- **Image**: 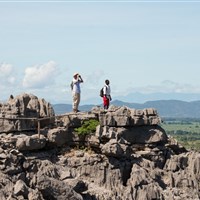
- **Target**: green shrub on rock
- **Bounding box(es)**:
[75,119,99,136]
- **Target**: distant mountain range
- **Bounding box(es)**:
[115,92,200,104]
[53,99,200,118]
[80,92,200,105]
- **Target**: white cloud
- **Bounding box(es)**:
[126,80,200,94]
[0,62,13,76]
[0,62,16,86]
[23,61,58,89]
[160,80,200,93]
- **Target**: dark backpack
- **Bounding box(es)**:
[100,87,104,97]
[100,86,107,97]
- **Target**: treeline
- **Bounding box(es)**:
[162,117,200,124]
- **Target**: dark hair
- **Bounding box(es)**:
[105,79,110,85]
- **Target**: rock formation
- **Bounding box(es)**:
[0,94,199,200]
[0,93,55,133]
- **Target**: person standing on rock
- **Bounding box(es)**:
[103,79,112,110]
[71,72,83,113]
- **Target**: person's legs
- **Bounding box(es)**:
[73,93,78,112]
[76,93,80,111]
[103,96,109,109]
[107,99,110,109]
[73,93,80,112]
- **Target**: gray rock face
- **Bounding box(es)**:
[0,95,199,200]
[0,93,55,133]
[98,106,161,127]
[16,134,47,151]
[47,127,69,147]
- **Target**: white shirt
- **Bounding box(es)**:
[72,78,82,93]
[103,85,111,96]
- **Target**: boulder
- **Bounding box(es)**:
[47,127,69,147]
[16,134,47,151]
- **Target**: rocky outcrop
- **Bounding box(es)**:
[0,93,55,133]
[0,94,199,200]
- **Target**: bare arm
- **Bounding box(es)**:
[78,75,83,83]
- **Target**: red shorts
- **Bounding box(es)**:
[103,96,109,108]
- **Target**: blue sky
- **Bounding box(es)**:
[1,1,200,105]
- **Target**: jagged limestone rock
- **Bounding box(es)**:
[16,134,47,151]
[47,127,68,147]
[0,93,55,132]
[1,95,200,200]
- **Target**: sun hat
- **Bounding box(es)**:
[73,72,79,77]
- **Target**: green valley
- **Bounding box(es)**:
[161,118,200,151]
